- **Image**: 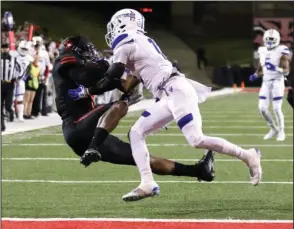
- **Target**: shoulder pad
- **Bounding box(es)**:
[258,46,266,54]
[278,45,290,56]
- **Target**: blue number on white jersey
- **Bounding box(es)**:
[147,37,167,60]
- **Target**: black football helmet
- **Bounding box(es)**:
[59,36,101,63]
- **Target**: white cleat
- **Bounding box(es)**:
[244,148,262,186]
[263,128,278,140]
[122,182,160,202]
[276,131,286,141]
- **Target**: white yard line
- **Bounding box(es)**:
[120,119,293,123]
[2,179,292,185]
[3,143,293,147]
[116,125,293,129]
[39,133,293,137]
[2,158,293,162]
[1,218,292,223]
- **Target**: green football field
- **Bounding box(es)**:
[2,92,293,220]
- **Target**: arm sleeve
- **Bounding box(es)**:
[87,62,125,95]
[112,44,132,64]
[280,46,291,56]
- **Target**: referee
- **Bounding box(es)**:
[1,42,22,132]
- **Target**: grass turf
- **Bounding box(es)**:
[2,92,293,219]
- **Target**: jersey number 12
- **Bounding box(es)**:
[147,38,167,60]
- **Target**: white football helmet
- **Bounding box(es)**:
[17,40,30,56]
[32,36,43,46]
[105,8,145,48]
[263,29,280,49]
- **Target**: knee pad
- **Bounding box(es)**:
[129,125,143,139]
[272,101,283,111]
[184,130,204,148]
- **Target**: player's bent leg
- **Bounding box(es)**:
[259,82,278,139]
[63,103,113,166]
[180,120,262,185]
[100,135,215,181]
[81,101,128,167]
[168,81,261,186]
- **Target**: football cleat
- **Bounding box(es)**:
[80,148,101,167]
[197,150,215,182]
[244,148,262,186]
[122,182,160,202]
[276,131,285,141]
[263,128,278,140]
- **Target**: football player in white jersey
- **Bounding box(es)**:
[249,29,290,141]
[102,9,262,202]
[15,40,33,121]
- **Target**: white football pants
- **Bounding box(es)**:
[258,78,285,131]
[129,76,249,184]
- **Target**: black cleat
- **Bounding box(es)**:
[80,148,101,167]
[197,150,215,182]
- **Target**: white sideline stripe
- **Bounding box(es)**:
[2,179,293,185]
[1,217,293,223]
[2,158,293,162]
[120,119,293,123]
[1,89,242,136]
[117,125,293,129]
[3,143,293,147]
[43,133,294,137]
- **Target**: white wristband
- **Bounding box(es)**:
[276,67,284,73]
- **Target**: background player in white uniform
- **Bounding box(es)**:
[249,29,290,141]
[104,9,262,202]
[15,40,33,121]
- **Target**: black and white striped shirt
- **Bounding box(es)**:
[1,52,22,82]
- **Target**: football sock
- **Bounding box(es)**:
[260,109,277,130]
[273,101,284,132]
[129,129,154,184]
[173,162,200,177]
[17,103,24,121]
[88,127,109,150]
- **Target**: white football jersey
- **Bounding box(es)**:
[112,32,173,96]
[258,45,291,81]
[38,49,51,77]
[16,54,34,79]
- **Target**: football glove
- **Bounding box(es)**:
[68,85,89,101]
[249,73,258,81]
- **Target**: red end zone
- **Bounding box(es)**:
[2,219,293,229]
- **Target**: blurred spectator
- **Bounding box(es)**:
[31,38,51,117]
[196,47,208,69]
[23,54,41,119]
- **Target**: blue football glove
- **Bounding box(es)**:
[68,85,89,101]
[249,73,258,81]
